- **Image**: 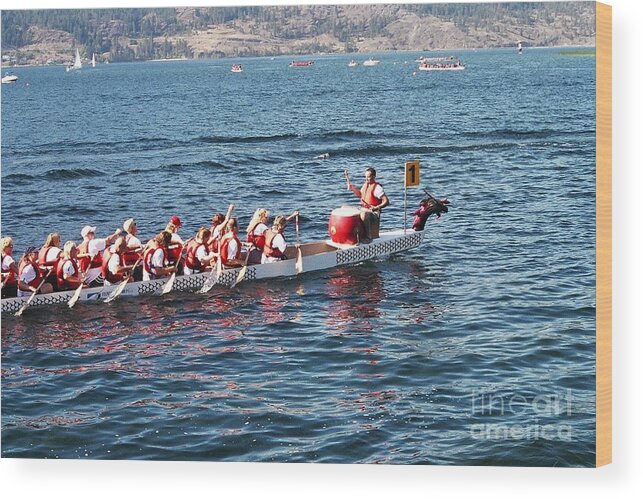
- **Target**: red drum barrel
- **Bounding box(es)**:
[328,206,365,245]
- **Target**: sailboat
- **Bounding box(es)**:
[91,53,96,68]
[518,41,523,55]
[66,48,82,72]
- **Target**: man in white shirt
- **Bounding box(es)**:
[79,225,122,284]
[345,167,390,242]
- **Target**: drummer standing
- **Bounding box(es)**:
[344,167,389,242]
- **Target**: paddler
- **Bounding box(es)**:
[102,237,134,285]
[143,231,176,281]
[78,225,122,285]
[38,232,63,291]
[56,241,85,291]
[17,246,53,297]
[218,219,245,268]
[184,227,216,275]
[344,167,389,243]
[261,212,299,264]
[208,204,235,254]
[1,236,19,298]
[246,208,270,264]
[164,215,184,267]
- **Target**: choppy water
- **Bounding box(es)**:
[1,48,596,465]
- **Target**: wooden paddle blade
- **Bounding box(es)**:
[232,266,247,288]
[161,272,176,295]
[68,284,84,308]
[14,301,30,316]
[295,246,303,274]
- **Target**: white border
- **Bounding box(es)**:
[2,0,641,497]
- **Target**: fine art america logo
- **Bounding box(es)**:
[469,389,573,441]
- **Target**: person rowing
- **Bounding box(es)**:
[55,241,85,291]
[165,215,184,269]
[1,236,19,298]
[101,237,135,285]
[246,208,270,265]
[184,227,217,275]
[77,225,122,285]
[219,219,245,268]
[262,212,300,264]
[344,167,389,242]
[38,232,63,291]
[17,246,53,297]
[121,218,143,280]
[208,204,235,254]
[143,231,176,281]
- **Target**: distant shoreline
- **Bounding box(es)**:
[2,44,596,69]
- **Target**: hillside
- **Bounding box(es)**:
[1,3,596,66]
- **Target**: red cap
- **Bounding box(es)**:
[169,215,182,227]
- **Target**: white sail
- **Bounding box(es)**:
[91,53,96,67]
[73,48,82,70]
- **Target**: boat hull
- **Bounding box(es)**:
[1,229,424,314]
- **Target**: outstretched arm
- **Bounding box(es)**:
[344,170,362,198]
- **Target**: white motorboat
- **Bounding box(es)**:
[348,60,359,67]
[1,73,18,83]
[363,58,380,66]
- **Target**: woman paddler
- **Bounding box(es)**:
[261,212,300,264]
[38,232,63,291]
[184,227,216,275]
[164,216,184,268]
[101,237,134,285]
[208,204,235,255]
[17,246,53,297]
[56,241,85,291]
[246,208,270,265]
[219,219,245,268]
[143,231,176,281]
[1,236,19,298]
[77,225,122,285]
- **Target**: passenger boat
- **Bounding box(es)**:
[289,60,314,67]
[1,228,425,315]
[418,58,465,71]
[231,64,243,73]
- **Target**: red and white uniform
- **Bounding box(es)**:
[78,238,108,283]
[262,230,287,264]
[56,258,79,291]
[2,254,16,285]
[17,260,43,297]
[360,182,385,209]
[247,222,269,250]
[184,241,210,275]
[143,245,168,281]
[38,246,62,268]
[219,233,241,267]
[101,248,125,284]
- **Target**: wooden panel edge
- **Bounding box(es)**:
[595,1,612,468]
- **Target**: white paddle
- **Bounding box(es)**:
[295,214,303,274]
[231,248,252,288]
[15,269,53,316]
[67,271,86,308]
[104,247,148,303]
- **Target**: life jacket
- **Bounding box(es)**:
[18,259,43,289]
[185,240,208,271]
[247,222,267,250]
[77,240,103,273]
[2,254,17,285]
[219,233,241,266]
[361,181,383,208]
[166,243,182,265]
[56,258,79,290]
[38,246,60,268]
[122,234,142,265]
[101,248,125,284]
[143,244,167,277]
[263,230,285,259]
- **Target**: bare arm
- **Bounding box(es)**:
[344,169,362,198]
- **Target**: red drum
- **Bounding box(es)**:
[328,206,365,245]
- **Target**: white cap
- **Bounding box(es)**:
[81,225,97,238]
[123,218,135,232]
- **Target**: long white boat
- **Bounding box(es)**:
[1,229,425,315]
[1,73,18,83]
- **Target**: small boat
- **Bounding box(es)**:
[348,59,358,68]
[66,48,82,72]
[231,64,243,73]
[289,60,314,67]
[518,42,523,55]
[1,73,18,84]
[91,53,96,67]
[418,58,465,71]
[363,58,380,66]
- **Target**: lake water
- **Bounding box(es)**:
[1,49,596,465]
